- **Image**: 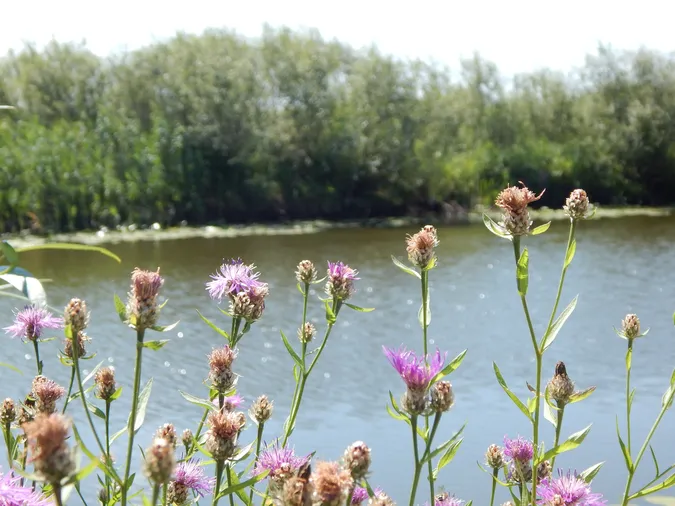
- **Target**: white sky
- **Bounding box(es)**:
[1,0,673,76]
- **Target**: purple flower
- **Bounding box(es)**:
[172,460,215,498]
[429,492,464,506]
[325,261,359,300]
[252,441,309,477]
[0,468,50,506]
[352,487,384,505]
[503,435,534,463]
[383,346,446,391]
[538,470,606,505]
[4,305,64,342]
[213,394,244,411]
[206,259,263,301]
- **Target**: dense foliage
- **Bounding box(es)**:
[1,27,675,233]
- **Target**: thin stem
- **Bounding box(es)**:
[489,468,498,506]
[248,422,265,505]
[550,406,565,470]
[420,271,435,504]
[3,423,12,469]
[32,340,41,375]
[226,464,235,506]
[121,328,146,506]
[163,484,168,506]
[212,461,224,506]
[105,400,112,503]
[626,339,633,456]
[54,484,64,506]
[409,416,422,506]
[544,220,577,335]
[151,484,160,506]
[61,368,76,414]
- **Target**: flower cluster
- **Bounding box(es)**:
[325,261,359,301]
[206,258,269,321]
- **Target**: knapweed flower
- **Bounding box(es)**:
[281,464,313,506]
[4,305,63,342]
[23,413,75,483]
[253,442,309,491]
[538,470,606,505]
[94,367,117,401]
[298,322,317,343]
[430,381,454,413]
[406,225,439,270]
[343,441,371,480]
[143,437,176,486]
[64,298,89,335]
[31,376,65,414]
[181,429,193,450]
[351,487,384,505]
[495,182,544,236]
[538,460,552,482]
[563,189,592,221]
[0,468,51,506]
[249,394,274,424]
[620,313,641,339]
[64,330,89,359]
[547,361,575,406]
[230,283,269,322]
[205,410,245,461]
[206,258,263,301]
[0,399,15,426]
[383,347,445,392]
[126,268,164,329]
[310,460,354,506]
[325,261,359,301]
[503,435,534,463]
[208,345,237,393]
[485,444,504,469]
[296,260,318,284]
[154,423,177,448]
[167,459,215,504]
[432,492,464,506]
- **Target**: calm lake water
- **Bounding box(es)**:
[2,215,675,505]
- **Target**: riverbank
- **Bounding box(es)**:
[2,206,672,248]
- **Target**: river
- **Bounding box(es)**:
[1,215,674,505]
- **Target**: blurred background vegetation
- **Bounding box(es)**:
[1,26,674,233]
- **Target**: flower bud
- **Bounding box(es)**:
[143,437,176,485]
[126,268,164,329]
[64,298,89,335]
[485,444,504,469]
[325,261,359,301]
[406,225,439,270]
[495,182,544,236]
[249,395,273,424]
[206,411,245,461]
[181,429,193,449]
[31,376,65,414]
[547,361,575,407]
[23,413,75,484]
[311,460,354,506]
[298,322,316,344]
[64,331,89,359]
[343,441,371,480]
[98,487,109,505]
[296,260,318,284]
[621,314,640,339]
[430,381,454,413]
[563,189,591,220]
[537,460,552,482]
[0,398,16,425]
[95,367,117,401]
[208,346,237,393]
[401,389,427,416]
[155,423,177,448]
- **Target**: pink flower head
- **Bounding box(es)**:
[503,435,534,463]
[252,441,309,478]
[383,346,446,391]
[173,460,215,498]
[0,468,51,505]
[352,487,384,505]
[538,470,606,505]
[213,394,244,411]
[206,258,263,301]
[325,261,359,300]
[4,305,64,342]
[430,493,464,506]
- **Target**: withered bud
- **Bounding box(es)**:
[127,268,164,329]
[181,429,193,449]
[64,330,89,359]
[538,460,552,482]
[31,376,66,414]
[229,285,269,322]
[310,460,354,506]
[401,389,427,416]
[208,346,237,393]
[23,413,75,483]
[298,322,316,344]
[296,260,318,284]
[563,189,591,220]
[429,381,454,413]
[154,423,177,448]
[622,314,640,339]
[282,473,313,506]
[98,487,109,505]
[495,182,544,236]
[64,298,89,335]
[0,398,16,426]
[18,405,35,425]
[167,481,189,505]
[485,444,504,469]
[94,367,117,401]
[343,441,371,480]
[143,437,176,485]
[368,491,396,506]
[406,225,439,270]
[547,361,575,406]
[249,395,273,424]
[206,410,245,461]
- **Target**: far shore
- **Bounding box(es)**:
[2,206,672,248]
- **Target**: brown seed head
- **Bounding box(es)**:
[406,225,439,269]
[563,189,591,220]
[143,436,176,485]
[168,481,189,505]
[485,444,504,469]
[538,460,552,482]
[0,398,16,425]
[298,322,317,344]
[249,395,274,424]
[23,413,74,483]
[64,298,89,335]
[495,182,545,236]
[430,381,454,413]
[296,260,318,284]
[155,423,177,448]
[343,441,371,480]
[622,314,641,339]
[181,429,193,449]
[401,389,427,416]
[310,460,353,506]
[547,361,575,406]
[31,376,65,414]
[64,330,89,359]
[206,410,245,461]
[95,367,117,401]
[127,268,164,329]
[208,346,237,393]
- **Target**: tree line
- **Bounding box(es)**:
[1,26,674,233]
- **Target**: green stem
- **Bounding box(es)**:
[248,422,265,505]
[32,340,41,375]
[626,339,633,456]
[163,484,168,506]
[226,464,235,506]
[54,484,64,506]
[489,468,498,506]
[544,220,577,336]
[420,271,435,504]
[550,405,565,470]
[61,368,76,414]
[151,484,160,506]
[105,400,112,503]
[2,423,12,469]
[121,328,146,506]
[409,416,422,506]
[212,461,224,506]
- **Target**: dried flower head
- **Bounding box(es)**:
[281,462,313,506]
[495,182,544,236]
[4,305,64,342]
[325,261,359,301]
[485,444,504,469]
[94,367,117,401]
[206,259,264,301]
[383,346,445,393]
[143,437,176,485]
[0,468,51,506]
[167,459,215,504]
[229,283,269,322]
[31,376,65,414]
[253,442,309,491]
[64,298,89,335]
[126,268,164,329]
[563,189,592,221]
[249,395,274,424]
[343,441,371,480]
[208,346,237,393]
[181,429,193,450]
[547,361,575,406]
[0,399,16,425]
[310,460,354,506]
[368,491,395,506]
[205,410,245,461]
[155,423,177,448]
[433,492,464,506]
[621,314,640,340]
[538,470,606,505]
[298,322,317,344]
[23,413,74,483]
[64,330,89,359]
[296,260,318,284]
[406,225,439,270]
[430,381,454,413]
[503,435,534,464]
[538,460,552,482]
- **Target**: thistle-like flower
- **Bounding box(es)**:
[485,444,504,469]
[213,394,244,412]
[252,442,309,491]
[325,261,359,301]
[167,459,215,504]
[503,435,534,463]
[230,283,269,322]
[298,322,317,344]
[383,347,445,392]
[310,460,354,506]
[368,491,395,506]
[563,189,592,221]
[620,314,641,340]
[94,367,117,401]
[205,410,245,461]
[64,330,89,359]
[296,260,318,284]
[181,429,193,450]
[343,441,371,480]
[154,423,178,448]
[249,395,274,424]
[537,470,606,505]
[64,298,89,335]
[206,258,263,301]
[547,361,575,407]
[406,225,439,270]
[432,492,464,506]
[4,305,63,342]
[0,468,51,506]
[208,345,237,393]
[495,182,544,236]
[126,268,164,329]
[143,437,176,486]
[1,399,16,426]
[23,413,75,483]
[430,381,454,413]
[31,376,65,414]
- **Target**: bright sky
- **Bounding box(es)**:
[2,0,673,76]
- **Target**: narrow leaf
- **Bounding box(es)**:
[149,321,179,333]
[325,301,337,325]
[540,424,592,463]
[531,222,551,235]
[649,446,660,478]
[142,339,170,351]
[541,295,578,351]
[516,248,529,296]
[580,462,604,483]
[493,362,532,422]
[113,294,127,323]
[628,473,675,499]
[130,378,153,433]
[0,241,19,267]
[417,292,431,328]
[179,391,215,412]
[482,214,510,239]
[280,331,303,370]
[432,438,463,479]
[391,255,421,279]
[544,402,558,428]
[431,349,467,383]
[344,303,375,312]
[616,417,633,472]
[568,386,596,405]
[196,310,230,341]
[564,239,577,268]
[0,362,22,374]
[16,243,121,263]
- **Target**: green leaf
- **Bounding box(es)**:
[540,424,592,462]
[87,402,106,420]
[344,303,375,312]
[629,473,675,499]
[482,213,510,239]
[493,362,532,422]
[149,321,179,333]
[15,243,121,263]
[391,255,421,279]
[531,222,551,235]
[649,446,660,477]
[662,383,674,410]
[130,378,153,433]
[110,426,126,443]
[225,466,253,506]
[196,310,230,341]
[72,424,120,483]
[324,300,337,325]
[541,295,578,351]
[179,391,215,412]
[143,339,170,351]
[431,349,467,383]
[216,470,269,499]
[0,362,22,374]
[418,292,431,329]
[564,239,577,268]
[568,386,596,405]
[544,401,557,428]
[83,361,105,385]
[420,423,466,464]
[580,462,604,483]
[0,267,47,306]
[110,386,123,401]
[432,437,463,479]
[527,396,537,415]
[0,241,19,267]
[113,294,127,323]
[516,248,529,296]
[280,331,303,370]
[616,417,633,472]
